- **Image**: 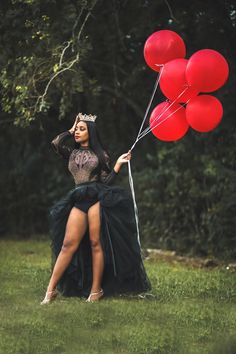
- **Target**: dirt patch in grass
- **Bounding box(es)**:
[143,248,236,271]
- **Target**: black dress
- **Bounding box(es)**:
[48,131,152,298]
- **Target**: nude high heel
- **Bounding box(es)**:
[40,289,58,305]
[86,288,104,302]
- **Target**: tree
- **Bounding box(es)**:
[0,0,235,259]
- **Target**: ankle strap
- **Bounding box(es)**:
[90,289,103,295]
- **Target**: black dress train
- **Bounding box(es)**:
[48,131,152,298]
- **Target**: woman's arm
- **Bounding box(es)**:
[113,161,122,173]
[51,116,79,159]
[51,131,74,159]
[100,152,119,185]
[100,150,131,185]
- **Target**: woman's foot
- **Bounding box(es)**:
[86,288,104,302]
[40,289,58,305]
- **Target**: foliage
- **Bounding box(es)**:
[0,0,235,258]
[135,131,236,258]
[0,0,96,126]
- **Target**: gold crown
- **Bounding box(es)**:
[78,113,97,122]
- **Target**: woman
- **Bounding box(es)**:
[41,113,151,304]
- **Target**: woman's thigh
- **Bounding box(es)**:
[87,201,101,242]
[63,207,88,248]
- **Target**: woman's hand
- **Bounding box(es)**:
[117,150,132,165]
[68,115,79,134]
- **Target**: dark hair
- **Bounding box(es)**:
[73,120,111,180]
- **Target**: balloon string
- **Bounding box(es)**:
[129,66,164,151]
[126,84,190,252]
[137,101,169,139]
[127,159,141,247]
[126,67,163,252]
[137,86,189,141]
[139,95,191,140]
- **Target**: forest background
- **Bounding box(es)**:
[0,0,235,260]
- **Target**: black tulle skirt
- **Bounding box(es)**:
[48,181,152,298]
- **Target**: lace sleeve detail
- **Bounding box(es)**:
[51,131,73,160]
[100,151,118,185]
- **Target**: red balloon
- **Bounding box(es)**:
[160,58,199,103]
[186,95,223,132]
[186,49,229,92]
[144,30,186,72]
[149,102,189,141]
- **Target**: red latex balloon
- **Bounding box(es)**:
[149,102,189,141]
[186,49,229,92]
[186,95,223,132]
[144,30,186,72]
[160,58,199,103]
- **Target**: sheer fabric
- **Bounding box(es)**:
[51,131,118,185]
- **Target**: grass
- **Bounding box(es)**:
[0,239,235,354]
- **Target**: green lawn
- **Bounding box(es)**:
[0,239,235,354]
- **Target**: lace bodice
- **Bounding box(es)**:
[51,131,118,186]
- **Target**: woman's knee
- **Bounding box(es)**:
[90,238,102,250]
[61,239,78,253]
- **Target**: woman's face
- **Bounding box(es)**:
[74,121,89,144]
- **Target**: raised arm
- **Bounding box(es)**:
[51,131,73,160]
[51,116,79,159]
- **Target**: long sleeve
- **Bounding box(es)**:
[51,131,73,160]
[100,151,118,185]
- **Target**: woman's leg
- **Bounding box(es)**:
[87,201,104,300]
[46,206,88,292]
